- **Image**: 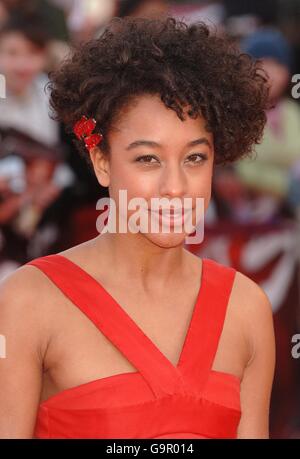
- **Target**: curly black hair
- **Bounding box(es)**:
[48,16,269,166]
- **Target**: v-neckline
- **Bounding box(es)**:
[54,253,206,375]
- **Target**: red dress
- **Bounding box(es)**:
[26,254,241,439]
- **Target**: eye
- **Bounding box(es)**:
[135,155,159,164]
[185,153,208,164]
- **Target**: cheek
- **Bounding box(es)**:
[20,57,43,76]
[109,162,157,200]
[192,163,213,192]
[0,55,13,73]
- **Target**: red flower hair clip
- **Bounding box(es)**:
[73,116,103,152]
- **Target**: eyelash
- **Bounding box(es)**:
[135,153,208,164]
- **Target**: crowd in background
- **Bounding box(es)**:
[0,0,300,439]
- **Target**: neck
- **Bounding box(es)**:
[93,231,189,291]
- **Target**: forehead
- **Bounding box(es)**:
[0,31,42,52]
[114,94,211,142]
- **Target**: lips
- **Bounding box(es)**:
[149,208,184,217]
[148,208,191,227]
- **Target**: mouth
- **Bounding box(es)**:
[147,207,194,229]
[151,208,183,216]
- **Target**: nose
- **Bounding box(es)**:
[159,161,188,199]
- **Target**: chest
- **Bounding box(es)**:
[41,281,197,399]
[40,273,245,404]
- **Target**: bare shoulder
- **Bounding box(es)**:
[0,237,100,332]
[0,263,57,362]
[232,270,274,330]
[0,264,58,438]
[0,236,101,315]
[232,269,273,313]
[1,263,41,305]
[231,270,275,364]
[0,239,92,323]
[231,271,276,438]
[0,261,53,306]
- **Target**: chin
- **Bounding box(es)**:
[141,231,188,249]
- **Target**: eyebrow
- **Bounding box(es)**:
[125,137,212,150]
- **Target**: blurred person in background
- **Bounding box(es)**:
[0,0,70,67]
[0,0,69,41]
[235,29,300,223]
[214,28,300,224]
[0,13,59,145]
[0,131,68,269]
[0,13,74,276]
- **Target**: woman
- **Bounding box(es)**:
[0,17,275,439]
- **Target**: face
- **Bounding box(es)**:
[0,32,47,94]
[261,58,290,103]
[25,158,55,188]
[91,94,214,248]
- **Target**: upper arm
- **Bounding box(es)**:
[236,273,276,439]
[0,268,48,438]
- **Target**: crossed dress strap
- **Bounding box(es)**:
[177,257,237,391]
[27,254,187,398]
[26,254,237,399]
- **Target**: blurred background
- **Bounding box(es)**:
[0,0,300,439]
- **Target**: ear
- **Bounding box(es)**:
[88,147,110,187]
